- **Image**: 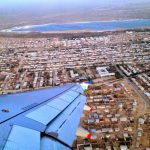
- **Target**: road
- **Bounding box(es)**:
[114,65,150,106]
[114,65,150,150]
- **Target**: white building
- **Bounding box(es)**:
[96,66,115,77]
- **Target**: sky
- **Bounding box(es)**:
[0,0,149,11]
[1,0,147,8]
[1,0,150,11]
[1,0,89,7]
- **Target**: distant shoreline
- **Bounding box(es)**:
[0,19,144,31]
[1,19,150,33]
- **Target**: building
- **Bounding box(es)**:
[96,67,115,77]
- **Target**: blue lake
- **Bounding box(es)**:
[8,19,150,32]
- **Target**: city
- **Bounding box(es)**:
[0,30,149,93]
[0,29,150,149]
[0,0,150,149]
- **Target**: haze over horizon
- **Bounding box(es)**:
[1,0,150,10]
[0,0,150,29]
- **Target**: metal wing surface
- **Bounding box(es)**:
[0,84,86,150]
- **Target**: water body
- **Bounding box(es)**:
[4,19,150,32]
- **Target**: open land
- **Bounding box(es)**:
[0,0,150,30]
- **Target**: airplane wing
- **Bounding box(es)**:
[0,83,86,150]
